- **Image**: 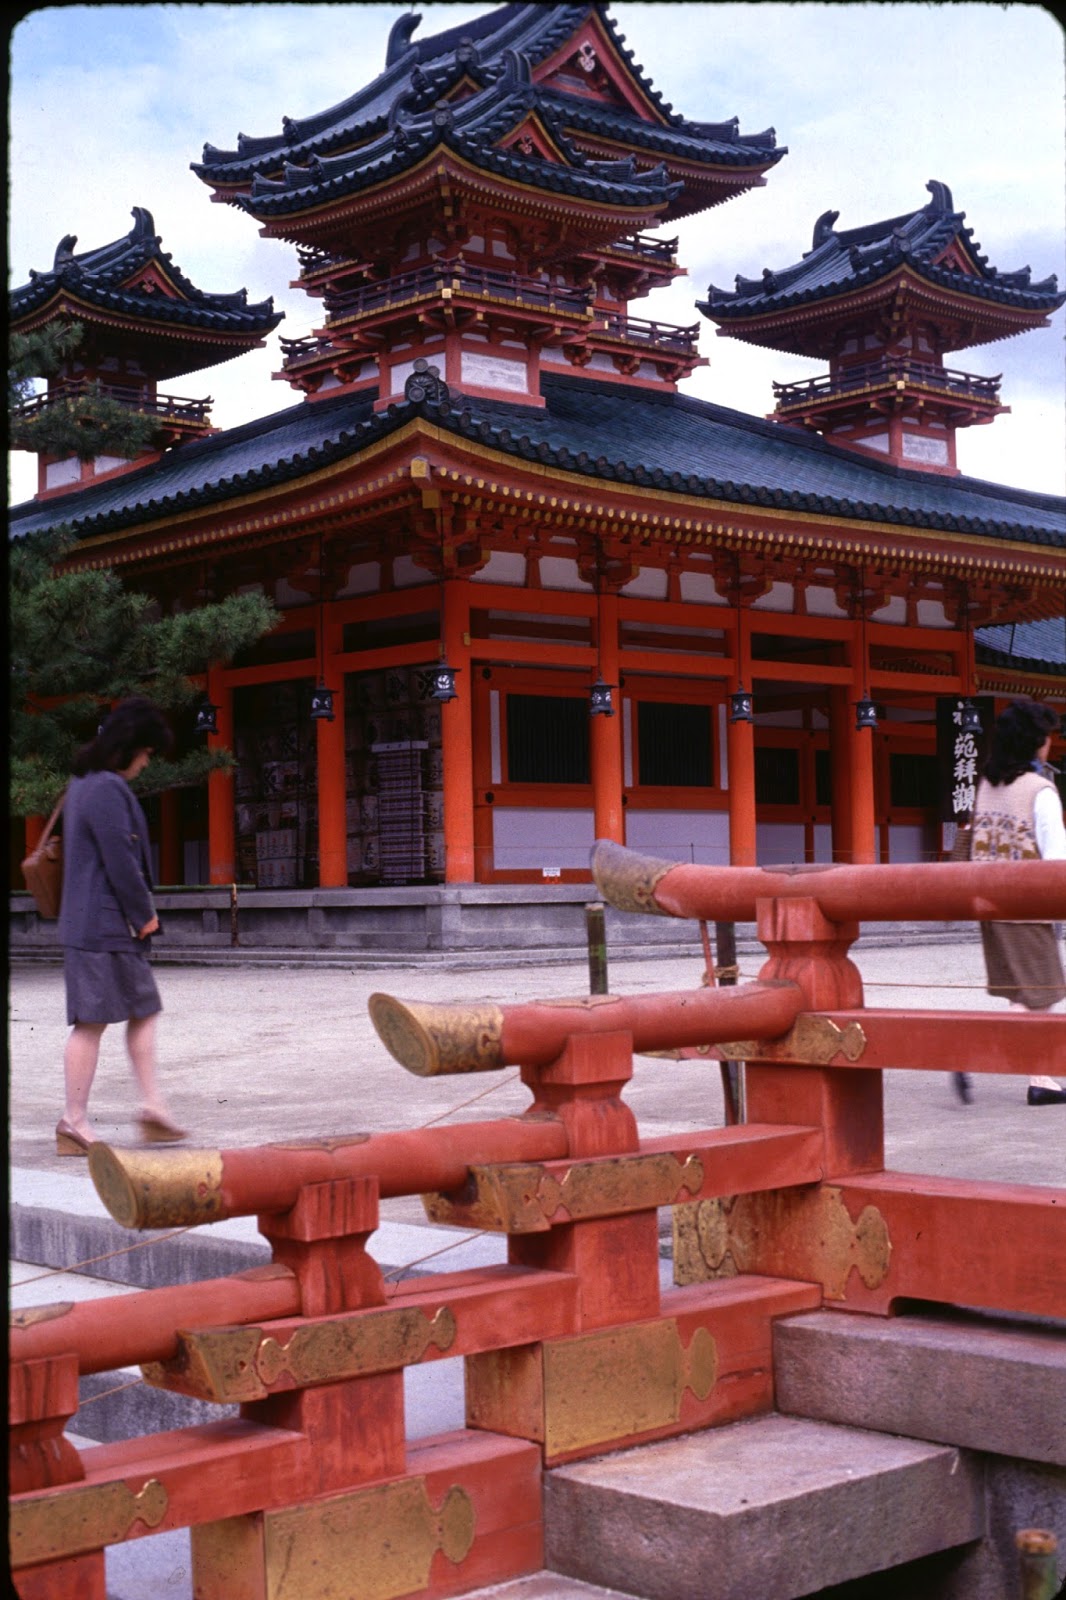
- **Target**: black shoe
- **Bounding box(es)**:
[953,1072,973,1105]
[1027,1085,1066,1106]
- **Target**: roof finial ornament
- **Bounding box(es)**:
[925,179,953,214]
[53,234,78,271]
[386,11,422,67]
[811,209,839,250]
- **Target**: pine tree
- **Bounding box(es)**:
[9,323,160,461]
[10,526,277,816]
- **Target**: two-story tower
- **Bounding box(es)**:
[10,206,282,497]
[699,181,1065,475]
[192,4,783,410]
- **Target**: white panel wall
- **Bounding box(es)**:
[492,807,594,872]
[887,823,937,863]
[756,823,806,865]
[624,809,730,866]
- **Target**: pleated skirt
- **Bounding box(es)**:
[64,948,162,1026]
[980,922,1066,1011]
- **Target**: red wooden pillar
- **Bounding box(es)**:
[848,639,877,865]
[727,604,757,866]
[158,789,181,885]
[207,667,236,885]
[442,576,475,883]
[591,592,624,843]
[829,686,853,863]
[316,602,347,888]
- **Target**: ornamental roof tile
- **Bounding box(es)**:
[10,206,282,340]
[701,180,1064,321]
[9,374,1064,555]
[193,2,780,217]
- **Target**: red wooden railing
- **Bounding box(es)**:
[10,843,1066,1599]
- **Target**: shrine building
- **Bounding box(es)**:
[10,2,1066,920]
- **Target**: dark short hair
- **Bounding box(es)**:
[73,696,175,776]
[983,698,1058,786]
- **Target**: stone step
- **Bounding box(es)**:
[543,1414,983,1600]
[774,1308,1066,1468]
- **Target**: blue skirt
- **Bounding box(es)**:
[64,948,162,1026]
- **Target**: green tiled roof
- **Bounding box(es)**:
[10,207,281,351]
[9,373,1063,551]
[193,2,781,222]
[701,180,1063,328]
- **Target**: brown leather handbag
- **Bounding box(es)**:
[21,791,66,919]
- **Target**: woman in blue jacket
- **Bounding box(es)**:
[55,698,187,1153]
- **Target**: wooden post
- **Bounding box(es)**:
[442,575,475,883]
[727,603,757,865]
[586,901,608,994]
[315,601,347,888]
[206,669,236,885]
[848,635,877,865]
[590,591,624,843]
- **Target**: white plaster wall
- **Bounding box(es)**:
[756,823,806,865]
[887,823,937,863]
[813,823,833,863]
[492,807,594,871]
[624,809,730,866]
[471,551,526,585]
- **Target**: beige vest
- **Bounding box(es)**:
[971,770,1056,862]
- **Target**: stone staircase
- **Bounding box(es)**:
[469,1308,1066,1600]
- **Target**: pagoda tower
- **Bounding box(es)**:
[10,206,282,497]
[699,180,1065,475]
[191,3,783,410]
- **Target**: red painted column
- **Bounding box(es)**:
[848,637,877,865]
[591,591,624,843]
[206,667,236,885]
[158,789,181,885]
[316,603,347,888]
[442,576,475,883]
[727,604,757,866]
[829,686,853,863]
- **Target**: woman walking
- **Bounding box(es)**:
[956,699,1066,1107]
[55,697,187,1153]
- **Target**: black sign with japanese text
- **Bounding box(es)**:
[936,696,994,823]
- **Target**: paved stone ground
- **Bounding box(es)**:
[9,934,1066,1198]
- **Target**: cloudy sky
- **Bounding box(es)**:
[9,2,1065,505]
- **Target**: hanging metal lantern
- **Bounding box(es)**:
[429,660,459,703]
[589,678,615,717]
[959,698,982,735]
[729,686,753,723]
[855,697,879,730]
[194,700,219,737]
[309,684,336,721]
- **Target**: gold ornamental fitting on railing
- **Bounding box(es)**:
[89,1145,226,1231]
[591,840,1066,926]
[368,996,505,1077]
[370,982,805,1076]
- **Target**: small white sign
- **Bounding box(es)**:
[542,866,562,880]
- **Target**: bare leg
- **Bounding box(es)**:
[125,1014,168,1118]
[63,1023,106,1139]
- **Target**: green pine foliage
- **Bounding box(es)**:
[10,528,277,816]
[9,324,158,461]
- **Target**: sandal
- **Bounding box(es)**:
[55,1119,93,1157]
[138,1112,187,1144]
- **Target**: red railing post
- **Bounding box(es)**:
[744,896,884,1176]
